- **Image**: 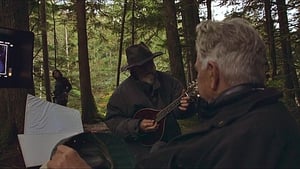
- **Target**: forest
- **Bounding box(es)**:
[0,0,300,168]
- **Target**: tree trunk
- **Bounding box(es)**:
[206,0,212,20]
[181,0,200,83]
[276,0,300,106]
[75,0,99,123]
[131,0,135,45]
[117,0,128,87]
[264,0,277,78]
[163,0,187,87]
[0,0,32,167]
[40,0,52,102]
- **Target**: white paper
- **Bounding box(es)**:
[18,132,81,167]
[24,94,83,134]
[18,94,84,168]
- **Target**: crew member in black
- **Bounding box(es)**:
[52,69,72,106]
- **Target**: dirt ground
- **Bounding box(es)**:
[0,122,110,169]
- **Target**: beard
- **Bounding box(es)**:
[140,72,156,85]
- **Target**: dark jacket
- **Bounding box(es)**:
[136,84,300,169]
[54,77,72,96]
[53,76,72,105]
[105,71,195,159]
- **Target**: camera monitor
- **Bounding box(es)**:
[0,27,34,88]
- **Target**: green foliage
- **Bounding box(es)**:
[30,0,171,116]
[29,0,300,124]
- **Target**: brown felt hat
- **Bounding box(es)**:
[121,42,163,71]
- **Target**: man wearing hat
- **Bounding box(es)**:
[104,42,196,161]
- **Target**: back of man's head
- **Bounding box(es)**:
[195,18,267,86]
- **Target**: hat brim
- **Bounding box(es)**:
[121,52,163,72]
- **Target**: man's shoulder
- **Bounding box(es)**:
[118,77,134,87]
[112,77,135,93]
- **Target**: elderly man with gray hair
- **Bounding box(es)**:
[46,18,300,169]
[136,17,300,168]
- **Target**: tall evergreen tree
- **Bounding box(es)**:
[276,0,300,106]
[75,0,99,123]
[181,0,200,83]
[0,0,33,167]
[40,0,52,102]
[264,0,277,78]
[163,0,187,87]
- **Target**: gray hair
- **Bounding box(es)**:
[195,18,267,86]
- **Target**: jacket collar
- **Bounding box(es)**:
[170,84,282,143]
[198,83,265,118]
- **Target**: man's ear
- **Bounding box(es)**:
[207,61,219,90]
